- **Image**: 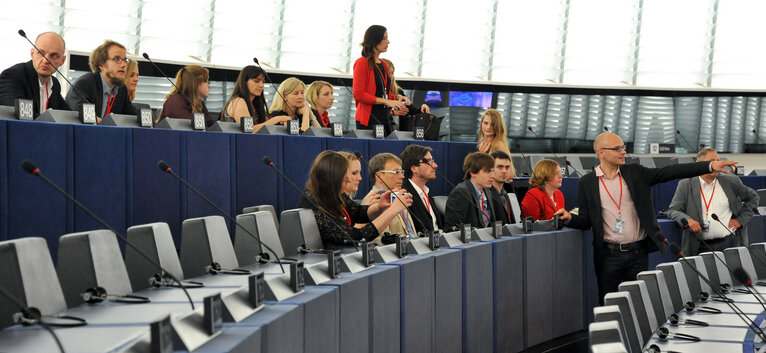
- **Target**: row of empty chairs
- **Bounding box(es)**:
[0,204,324,330]
[588,243,766,352]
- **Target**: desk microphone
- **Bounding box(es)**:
[514,144,532,177]
[681,218,766,311]
[157,160,284,273]
[675,130,696,152]
[565,161,583,177]
[526,126,570,175]
[668,242,766,341]
[252,58,297,122]
[753,129,766,145]
[18,29,93,108]
[21,160,196,310]
[355,151,427,237]
[711,213,766,282]
[262,156,360,251]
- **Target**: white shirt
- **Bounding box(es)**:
[38,78,53,115]
[698,176,732,240]
[409,179,439,231]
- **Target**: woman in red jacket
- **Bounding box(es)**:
[520,159,567,221]
[352,25,409,136]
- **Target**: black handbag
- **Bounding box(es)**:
[411,112,443,140]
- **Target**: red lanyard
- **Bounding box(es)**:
[700,179,717,218]
[342,207,352,226]
[479,140,491,153]
[599,173,623,217]
[505,197,511,220]
[104,93,116,117]
[374,63,389,97]
[416,184,431,213]
[44,81,50,110]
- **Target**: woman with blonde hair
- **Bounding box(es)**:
[305,80,334,128]
[123,59,139,102]
[478,109,514,177]
[159,65,215,127]
[520,159,568,221]
[269,77,320,132]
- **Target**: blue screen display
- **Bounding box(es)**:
[449,91,493,108]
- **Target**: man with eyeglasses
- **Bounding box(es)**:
[400,144,444,234]
[362,153,419,240]
[445,152,498,229]
[0,32,70,116]
[66,40,136,122]
[560,132,738,303]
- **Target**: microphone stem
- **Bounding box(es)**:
[31,171,195,310]
[0,285,66,353]
[253,61,298,126]
[163,168,285,273]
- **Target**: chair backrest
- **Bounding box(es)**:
[57,230,133,308]
[505,193,522,224]
[757,189,766,206]
[678,255,712,299]
[280,208,324,253]
[126,222,185,291]
[592,305,628,352]
[724,246,759,285]
[238,210,285,261]
[179,215,239,278]
[656,262,693,313]
[749,242,766,280]
[636,270,674,327]
[699,251,731,289]
[618,281,657,342]
[433,196,448,220]
[242,205,279,230]
[603,292,642,353]
[0,237,67,329]
[588,321,627,352]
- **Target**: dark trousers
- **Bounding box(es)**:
[696,234,739,255]
[597,247,648,304]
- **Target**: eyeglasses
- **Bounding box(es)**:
[109,57,131,64]
[420,158,435,165]
[378,169,405,175]
[601,145,627,152]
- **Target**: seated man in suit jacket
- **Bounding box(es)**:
[667,148,759,256]
[490,150,515,224]
[400,144,444,234]
[66,40,136,122]
[560,132,738,303]
[0,32,69,116]
[444,152,498,229]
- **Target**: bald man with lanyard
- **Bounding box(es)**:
[558,132,738,303]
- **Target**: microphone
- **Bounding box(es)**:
[680,218,766,312]
[526,127,569,176]
[565,160,584,177]
[252,58,297,122]
[675,130,696,152]
[753,207,761,216]
[603,126,610,132]
[262,156,360,251]
[18,29,93,107]
[731,268,766,304]
[156,160,284,273]
[753,129,766,145]
[21,160,196,310]
[514,144,532,177]
[418,157,492,228]
[668,242,766,341]
[337,78,386,128]
[141,53,195,110]
[354,151,427,237]
[0,285,66,353]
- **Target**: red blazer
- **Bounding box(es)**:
[352,57,395,126]
[520,187,565,221]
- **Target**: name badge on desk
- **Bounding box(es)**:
[150,315,174,353]
[289,261,305,292]
[139,108,153,127]
[203,293,223,335]
[331,122,343,137]
[80,103,96,124]
[192,113,205,130]
[14,98,33,120]
[241,116,254,133]
[414,126,425,140]
[248,272,265,309]
[288,119,300,135]
[374,124,385,139]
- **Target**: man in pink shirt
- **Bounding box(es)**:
[559,132,738,303]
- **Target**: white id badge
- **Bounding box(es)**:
[702,219,710,231]
[612,218,625,235]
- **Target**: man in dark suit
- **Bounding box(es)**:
[561,133,738,302]
[667,148,759,256]
[444,152,497,229]
[490,150,515,224]
[0,32,69,116]
[400,144,444,234]
[66,40,136,122]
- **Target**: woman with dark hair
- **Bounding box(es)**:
[305,150,413,248]
[160,65,215,127]
[221,65,291,132]
[352,25,410,136]
[520,159,569,221]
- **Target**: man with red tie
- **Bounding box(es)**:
[400,144,444,234]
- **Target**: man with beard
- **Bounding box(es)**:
[66,40,136,122]
[400,144,444,233]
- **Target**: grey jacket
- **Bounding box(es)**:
[667,174,759,256]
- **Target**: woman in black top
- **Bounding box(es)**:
[304,150,412,248]
[220,65,291,132]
